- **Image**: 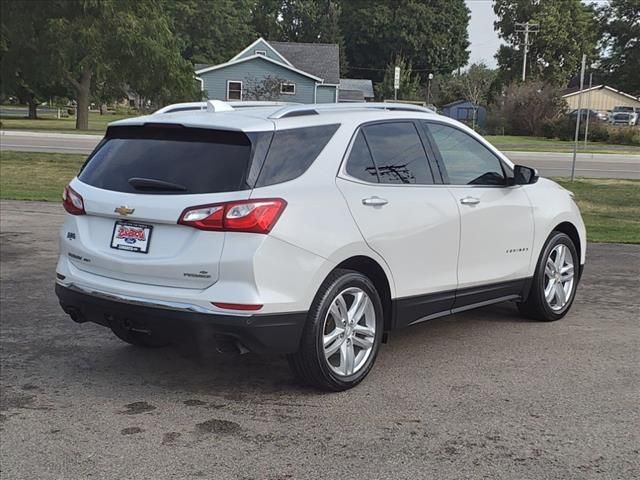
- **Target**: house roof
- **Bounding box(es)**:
[230,38,293,66]
[269,41,340,84]
[194,54,323,82]
[338,89,365,102]
[561,84,640,102]
[340,78,374,98]
[194,63,212,71]
[442,99,473,107]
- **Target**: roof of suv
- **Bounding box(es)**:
[109,101,440,133]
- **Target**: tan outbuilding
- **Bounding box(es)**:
[562,85,640,113]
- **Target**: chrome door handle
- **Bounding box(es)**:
[362,196,388,207]
[460,196,480,205]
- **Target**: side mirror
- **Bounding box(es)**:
[513,165,539,185]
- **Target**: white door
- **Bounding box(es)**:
[336,122,460,324]
[425,121,534,289]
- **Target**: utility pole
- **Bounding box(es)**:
[584,71,593,147]
[571,54,587,181]
[515,22,539,81]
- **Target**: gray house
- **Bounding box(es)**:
[441,99,487,128]
[338,78,374,103]
[195,38,340,104]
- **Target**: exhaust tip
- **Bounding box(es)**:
[214,335,249,355]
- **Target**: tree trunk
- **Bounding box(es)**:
[27,98,38,119]
[68,70,93,130]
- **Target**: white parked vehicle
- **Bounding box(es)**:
[610,106,638,126]
[56,102,586,391]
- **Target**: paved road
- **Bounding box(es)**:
[1,200,638,480]
[1,130,639,179]
[0,130,102,154]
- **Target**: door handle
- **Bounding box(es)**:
[362,196,388,207]
[460,196,480,205]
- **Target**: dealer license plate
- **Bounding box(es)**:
[110,221,153,254]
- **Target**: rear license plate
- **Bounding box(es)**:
[110,221,153,254]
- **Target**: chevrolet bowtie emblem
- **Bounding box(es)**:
[114,206,135,216]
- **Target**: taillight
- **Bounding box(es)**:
[178,198,287,234]
[62,185,85,215]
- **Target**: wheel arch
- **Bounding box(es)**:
[552,221,583,279]
[332,256,394,332]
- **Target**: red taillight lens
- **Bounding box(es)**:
[62,185,85,215]
[178,198,286,234]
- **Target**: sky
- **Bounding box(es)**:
[465,0,501,68]
[465,0,608,68]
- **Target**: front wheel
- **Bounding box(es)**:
[518,232,579,321]
[287,269,383,391]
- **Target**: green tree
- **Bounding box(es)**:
[597,0,640,96]
[340,0,470,82]
[375,56,423,101]
[253,0,347,73]
[494,0,598,85]
[38,0,196,129]
[252,0,284,40]
[167,0,256,65]
[0,1,67,118]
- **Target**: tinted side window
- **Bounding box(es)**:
[362,122,433,185]
[427,123,506,186]
[345,131,379,183]
[256,124,339,187]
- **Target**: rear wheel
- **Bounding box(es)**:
[287,269,383,391]
[110,320,169,348]
[518,232,579,321]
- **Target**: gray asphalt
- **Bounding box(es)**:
[1,200,639,479]
[1,130,639,179]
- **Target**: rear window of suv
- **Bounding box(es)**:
[79,126,254,194]
[79,124,339,194]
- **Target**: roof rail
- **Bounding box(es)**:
[227,101,300,109]
[153,100,302,115]
[269,102,434,119]
[153,100,234,114]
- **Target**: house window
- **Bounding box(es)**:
[227,81,242,101]
[255,50,267,56]
[280,83,296,95]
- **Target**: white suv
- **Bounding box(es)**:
[55,102,586,391]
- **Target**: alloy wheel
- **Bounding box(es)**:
[322,287,376,377]
[543,244,575,311]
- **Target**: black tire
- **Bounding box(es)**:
[287,269,384,391]
[518,232,579,321]
[110,320,169,348]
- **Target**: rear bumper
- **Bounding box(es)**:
[55,283,306,354]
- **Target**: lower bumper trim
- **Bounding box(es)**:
[55,283,306,354]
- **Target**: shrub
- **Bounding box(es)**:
[608,127,640,146]
[588,122,610,142]
[489,81,567,136]
[542,117,573,140]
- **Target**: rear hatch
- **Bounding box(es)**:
[68,124,270,289]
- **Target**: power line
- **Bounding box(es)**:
[515,22,539,81]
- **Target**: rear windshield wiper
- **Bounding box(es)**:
[128,177,187,192]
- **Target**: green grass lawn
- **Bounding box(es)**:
[555,178,640,244]
[1,151,638,243]
[485,135,640,155]
[0,111,135,135]
[0,151,85,201]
